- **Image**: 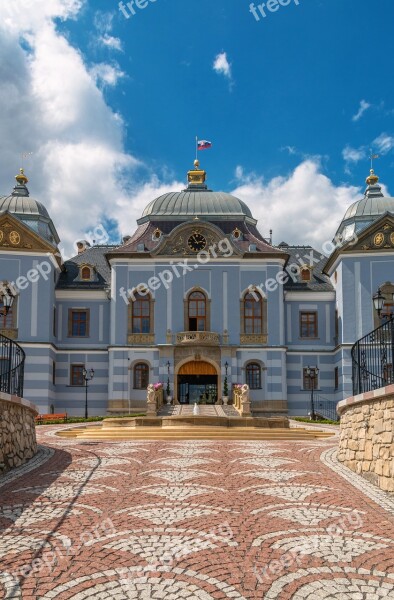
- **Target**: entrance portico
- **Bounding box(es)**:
[175,358,220,405]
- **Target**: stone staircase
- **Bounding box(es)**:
[158,405,240,418]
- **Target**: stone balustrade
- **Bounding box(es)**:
[0,392,38,474]
[175,331,220,345]
[337,384,394,493]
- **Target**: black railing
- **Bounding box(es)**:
[351,316,394,396]
[314,393,339,421]
[0,333,25,397]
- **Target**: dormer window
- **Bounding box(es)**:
[81,266,92,280]
[152,228,162,241]
[301,267,311,282]
[232,228,242,240]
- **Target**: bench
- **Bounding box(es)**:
[35,413,68,424]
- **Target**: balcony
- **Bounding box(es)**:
[176,331,220,346]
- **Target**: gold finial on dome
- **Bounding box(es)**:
[187,159,207,188]
[366,168,379,186]
[15,168,28,186]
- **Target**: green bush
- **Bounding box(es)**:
[36,414,146,425]
[292,416,340,425]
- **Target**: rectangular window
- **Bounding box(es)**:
[303,368,319,390]
[300,312,318,338]
[334,367,339,390]
[52,360,56,386]
[68,309,90,337]
[70,364,84,386]
[53,307,57,337]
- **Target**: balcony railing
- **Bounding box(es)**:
[176,331,220,345]
[0,332,25,397]
[352,316,394,395]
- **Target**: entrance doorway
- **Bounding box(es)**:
[177,361,218,405]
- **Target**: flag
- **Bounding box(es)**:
[198,140,212,150]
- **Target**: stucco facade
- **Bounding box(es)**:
[0,164,393,416]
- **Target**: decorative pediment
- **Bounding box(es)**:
[0,213,59,260]
[151,221,241,257]
[343,215,394,253]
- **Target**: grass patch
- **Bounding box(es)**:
[292,416,340,425]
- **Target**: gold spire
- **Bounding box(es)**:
[15,168,28,186]
[366,168,379,186]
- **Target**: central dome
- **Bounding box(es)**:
[138,190,255,224]
[138,161,256,225]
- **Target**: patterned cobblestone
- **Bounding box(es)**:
[0,426,393,599]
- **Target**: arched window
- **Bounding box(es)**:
[188,291,206,331]
[246,363,261,389]
[131,293,151,334]
[134,363,149,389]
[244,293,263,334]
[301,268,311,282]
[81,266,91,280]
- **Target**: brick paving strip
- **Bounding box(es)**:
[0,425,393,599]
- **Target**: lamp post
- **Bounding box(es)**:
[82,367,94,419]
[225,361,228,376]
[305,366,319,421]
[166,360,171,401]
[373,289,385,320]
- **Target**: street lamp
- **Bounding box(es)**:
[373,289,385,319]
[305,366,319,421]
[82,367,94,419]
[224,361,229,376]
[0,285,16,317]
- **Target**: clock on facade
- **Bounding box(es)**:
[187,233,206,252]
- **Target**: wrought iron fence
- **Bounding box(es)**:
[0,333,25,397]
[314,393,339,421]
[351,316,394,395]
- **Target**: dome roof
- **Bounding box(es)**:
[138,161,257,225]
[0,194,51,219]
[0,170,60,245]
[343,194,394,221]
[140,190,254,222]
[336,170,394,240]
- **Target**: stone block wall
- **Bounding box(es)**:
[337,385,394,493]
[0,392,38,474]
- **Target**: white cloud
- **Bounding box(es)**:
[342,145,366,163]
[213,52,232,81]
[231,160,361,247]
[352,99,371,122]
[99,34,123,52]
[89,63,125,86]
[0,0,181,258]
[373,133,394,155]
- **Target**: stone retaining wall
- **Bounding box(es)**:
[337,385,394,493]
[0,392,38,474]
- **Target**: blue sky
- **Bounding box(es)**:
[0,0,394,254]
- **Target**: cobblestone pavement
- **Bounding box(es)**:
[0,426,393,599]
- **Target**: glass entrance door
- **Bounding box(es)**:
[178,375,218,405]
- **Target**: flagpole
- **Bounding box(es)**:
[195,136,198,161]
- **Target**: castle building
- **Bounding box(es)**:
[0,162,393,416]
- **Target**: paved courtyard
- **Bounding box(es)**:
[0,426,394,599]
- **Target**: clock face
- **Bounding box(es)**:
[374,232,385,247]
[188,233,206,252]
